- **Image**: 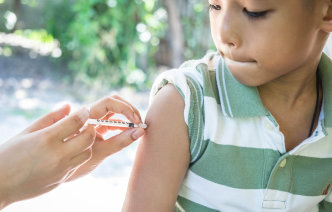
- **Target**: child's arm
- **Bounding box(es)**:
[122,84,190,211]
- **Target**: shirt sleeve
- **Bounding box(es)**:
[150,69,207,164]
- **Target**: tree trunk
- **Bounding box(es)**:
[163,0,184,68]
[11,0,21,32]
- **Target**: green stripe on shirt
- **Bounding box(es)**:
[190,142,332,196]
[190,142,281,189]
[320,200,332,212]
[175,196,219,212]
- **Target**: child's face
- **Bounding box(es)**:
[209,0,324,86]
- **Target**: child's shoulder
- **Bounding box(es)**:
[151,51,219,98]
[179,51,220,71]
[149,53,219,165]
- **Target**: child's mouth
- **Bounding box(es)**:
[219,51,256,63]
[224,56,256,64]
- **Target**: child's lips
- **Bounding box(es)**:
[224,57,257,65]
[219,51,256,63]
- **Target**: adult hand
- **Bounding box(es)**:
[0,95,145,210]
[66,95,145,181]
[0,104,94,209]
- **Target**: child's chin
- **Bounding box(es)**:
[231,73,263,87]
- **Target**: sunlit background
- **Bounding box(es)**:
[0,0,212,211]
[0,0,332,211]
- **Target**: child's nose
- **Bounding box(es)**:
[218,10,242,49]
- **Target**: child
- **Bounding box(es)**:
[123,0,332,211]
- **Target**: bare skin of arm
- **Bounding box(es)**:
[122,84,190,212]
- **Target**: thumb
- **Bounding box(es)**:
[102,128,145,153]
[22,104,71,134]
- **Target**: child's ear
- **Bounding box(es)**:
[321,0,332,32]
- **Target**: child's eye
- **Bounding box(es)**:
[209,4,221,11]
[243,8,268,19]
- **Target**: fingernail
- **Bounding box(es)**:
[77,106,90,123]
[131,128,144,140]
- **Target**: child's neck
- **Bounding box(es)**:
[258,72,317,109]
[258,68,322,152]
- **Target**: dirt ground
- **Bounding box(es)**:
[0,52,150,212]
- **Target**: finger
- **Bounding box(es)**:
[99,125,128,132]
[89,96,140,124]
[96,125,111,135]
[22,104,71,134]
[69,148,92,169]
[95,114,115,134]
[96,131,104,140]
[49,106,90,141]
[65,125,96,156]
[111,95,142,122]
[102,128,145,152]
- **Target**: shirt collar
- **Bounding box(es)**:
[215,57,268,118]
[215,53,332,127]
[319,53,332,127]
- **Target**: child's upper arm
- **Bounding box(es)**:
[122,84,191,211]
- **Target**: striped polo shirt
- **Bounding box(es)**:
[150,52,332,212]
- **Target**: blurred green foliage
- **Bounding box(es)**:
[179,1,213,60]
[0,0,213,89]
[14,29,54,43]
[42,0,169,89]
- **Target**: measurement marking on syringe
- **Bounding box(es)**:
[86,119,147,129]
